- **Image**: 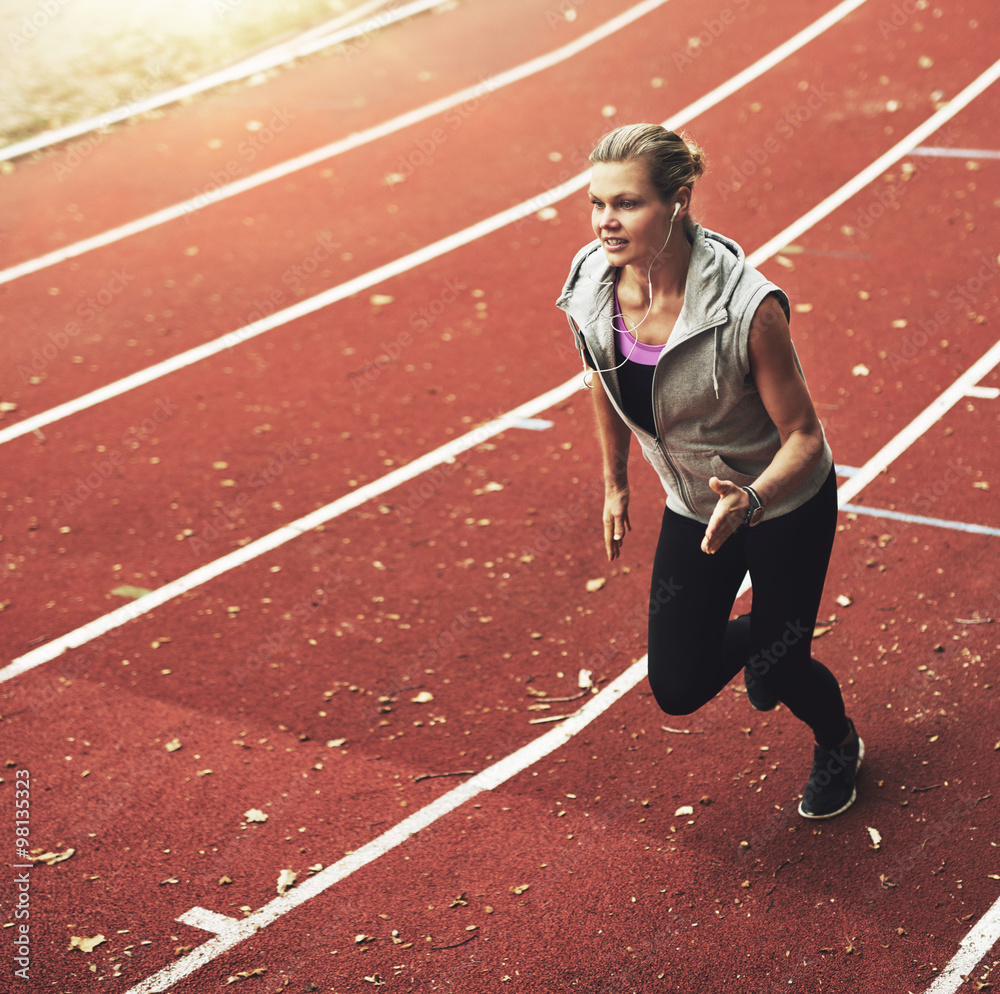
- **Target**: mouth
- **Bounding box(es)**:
[603,237,629,251]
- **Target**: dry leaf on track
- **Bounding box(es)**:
[276,869,297,895]
[68,934,106,953]
[26,847,75,865]
[227,967,267,983]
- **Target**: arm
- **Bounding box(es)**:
[590,372,633,561]
[701,294,826,554]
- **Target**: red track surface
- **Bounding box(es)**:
[2,0,999,991]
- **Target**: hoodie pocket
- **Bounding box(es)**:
[709,453,762,487]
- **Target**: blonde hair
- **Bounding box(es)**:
[590,124,707,231]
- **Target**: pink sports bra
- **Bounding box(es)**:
[613,272,666,366]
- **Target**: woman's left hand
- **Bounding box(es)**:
[700,477,749,554]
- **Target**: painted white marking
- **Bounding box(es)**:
[922,894,1000,994]
[1,383,579,680]
[834,464,860,477]
[835,338,1000,507]
[750,57,1000,268]
[130,656,650,994]
[175,907,241,935]
[0,0,676,286]
[510,417,555,430]
[0,0,451,164]
[966,385,999,399]
[0,0,868,446]
[840,504,1000,538]
[911,145,1000,160]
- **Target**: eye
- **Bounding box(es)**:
[620,200,636,209]
[590,199,604,210]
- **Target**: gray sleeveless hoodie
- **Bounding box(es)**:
[555,224,833,523]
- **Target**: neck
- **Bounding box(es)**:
[622,231,691,305]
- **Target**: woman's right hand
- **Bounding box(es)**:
[603,486,631,561]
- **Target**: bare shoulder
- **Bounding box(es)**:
[749,293,791,342]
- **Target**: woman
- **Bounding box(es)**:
[556,124,862,819]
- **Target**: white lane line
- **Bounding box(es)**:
[835,338,1000,507]
[923,896,1000,994]
[1,382,580,680]
[131,332,1000,993]
[749,57,1000,268]
[0,0,452,164]
[0,0,868,446]
[129,657,650,994]
[967,385,1000,399]
[0,0,675,286]
[840,504,1000,538]
[912,145,1000,159]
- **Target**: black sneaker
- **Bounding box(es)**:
[798,719,864,819]
[743,664,779,712]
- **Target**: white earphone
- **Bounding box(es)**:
[672,201,681,220]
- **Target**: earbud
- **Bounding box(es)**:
[672,202,681,220]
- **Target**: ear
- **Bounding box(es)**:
[672,186,692,218]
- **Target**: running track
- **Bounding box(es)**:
[2,0,999,991]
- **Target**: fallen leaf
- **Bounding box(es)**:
[449,893,469,908]
[370,294,394,306]
[585,577,606,592]
[411,691,434,703]
[836,594,853,607]
[244,809,268,823]
[276,869,297,895]
[326,738,347,748]
[578,668,593,690]
[226,967,267,983]
[509,883,530,895]
[26,847,75,865]
[867,826,882,850]
[68,934,106,953]
[852,364,870,377]
[165,738,182,752]
[160,877,179,885]
[674,805,694,817]
[813,624,833,638]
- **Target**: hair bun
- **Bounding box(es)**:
[681,132,707,179]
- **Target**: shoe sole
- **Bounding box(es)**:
[797,738,865,820]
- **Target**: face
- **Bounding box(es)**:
[589,159,674,269]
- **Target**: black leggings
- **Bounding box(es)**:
[646,469,849,748]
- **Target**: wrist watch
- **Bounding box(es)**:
[742,485,765,527]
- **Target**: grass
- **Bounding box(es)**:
[0,0,372,148]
